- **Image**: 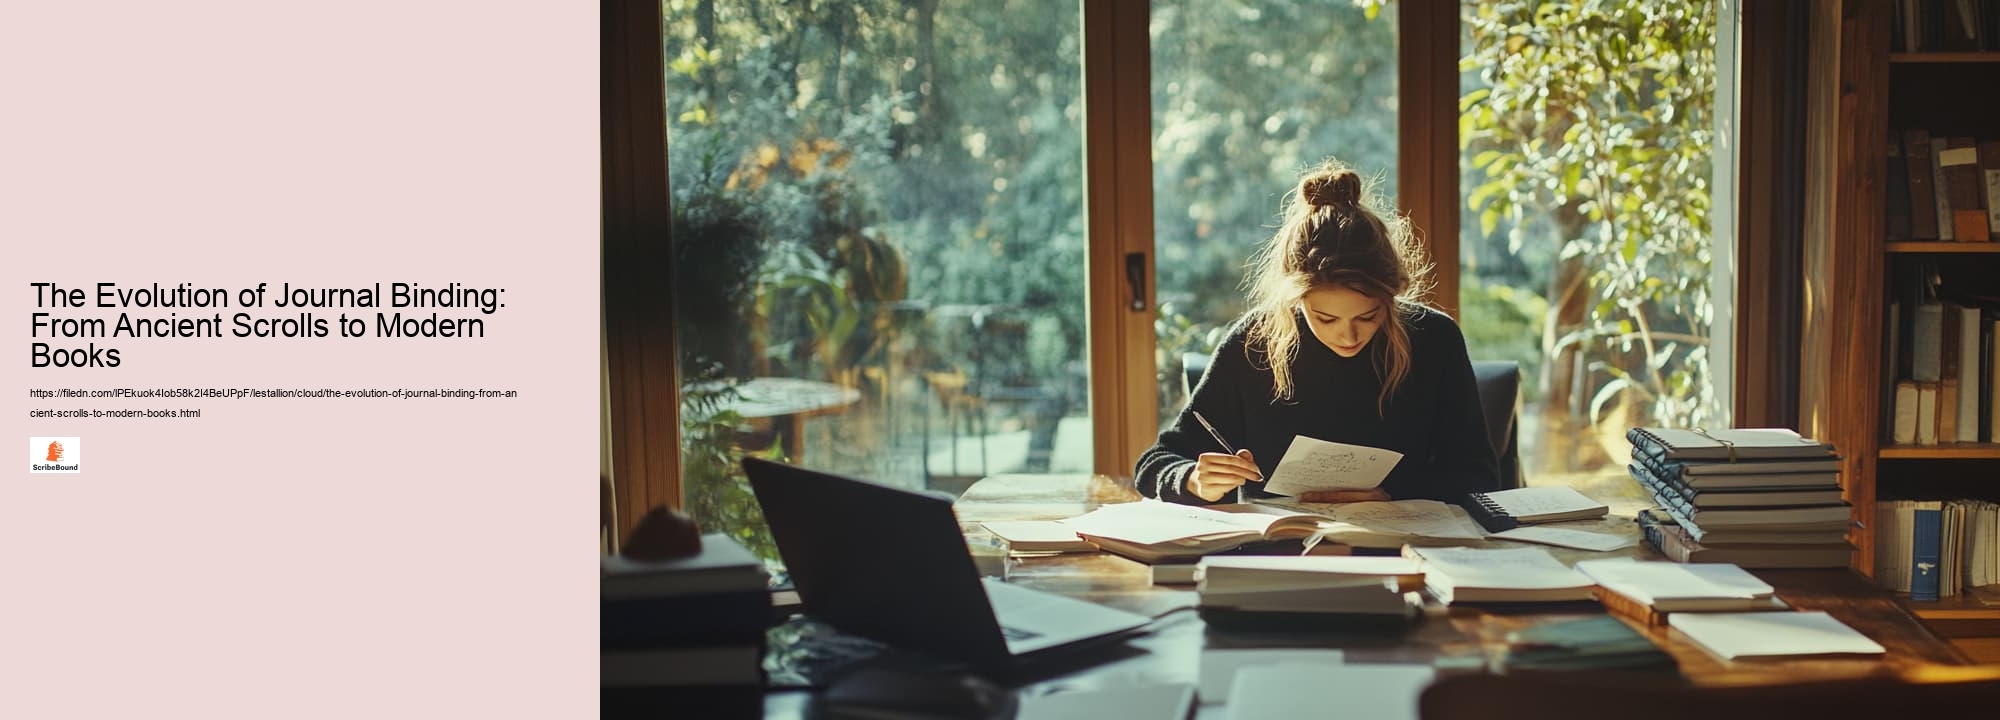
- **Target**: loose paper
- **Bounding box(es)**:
[1668,611,1885,659]
[1197,649,1345,703]
[1490,525,1637,552]
[1262,435,1402,497]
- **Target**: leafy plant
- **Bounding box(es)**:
[1461,0,1719,466]
[678,366,781,562]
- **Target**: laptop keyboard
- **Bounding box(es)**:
[999,625,1043,641]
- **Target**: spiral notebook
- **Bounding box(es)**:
[1464,486,1609,533]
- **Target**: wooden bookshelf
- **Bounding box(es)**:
[1810,0,2000,665]
[1879,444,2000,459]
[1901,593,2000,620]
[1889,52,2000,64]
[1885,242,2000,253]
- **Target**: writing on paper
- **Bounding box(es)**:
[1262,435,1402,497]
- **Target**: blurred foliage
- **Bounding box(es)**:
[1459,277,1551,402]
[1461,0,1719,451]
[659,0,1720,528]
[677,366,781,562]
[1147,0,1400,428]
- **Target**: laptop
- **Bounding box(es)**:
[742,457,1151,666]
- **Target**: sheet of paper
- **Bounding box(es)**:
[1320,500,1487,541]
[1481,486,1605,518]
[1668,611,1885,659]
[1490,525,1636,552]
[1408,546,1594,590]
[1576,559,1773,601]
[1262,435,1403,496]
[1196,649,1344,704]
[980,520,1085,544]
[1059,501,1273,545]
[1016,682,1196,720]
[1224,664,1433,720]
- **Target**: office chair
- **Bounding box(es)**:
[1470,360,1523,492]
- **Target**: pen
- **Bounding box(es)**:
[1191,410,1235,454]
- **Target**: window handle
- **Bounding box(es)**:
[1125,252,1147,312]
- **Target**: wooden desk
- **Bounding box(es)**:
[953,474,1969,688]
[760,474,1971,718]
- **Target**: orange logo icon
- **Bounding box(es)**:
[46,440,63,462]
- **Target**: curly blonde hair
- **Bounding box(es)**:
[1242,158,1434,413]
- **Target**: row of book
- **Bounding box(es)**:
[1885,129,2000,243]
[1624,428,1853,569]
[600,533,773,716]
[1884,296,2000,445]
[1893,0,2000,53]
[1874,499,2000,601]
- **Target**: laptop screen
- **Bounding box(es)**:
[742,458,1011,663]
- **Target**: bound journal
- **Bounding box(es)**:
[1463,486,1608,532]
[1626,427,1836,461]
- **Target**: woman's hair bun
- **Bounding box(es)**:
[1300,170,1362,210]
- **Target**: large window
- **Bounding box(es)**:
[663,0,1091,556]
[638,0,1738,553]
[1149,0,1398,426]
[1457,0,1725,511]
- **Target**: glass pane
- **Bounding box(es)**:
[1458,1,1722,509]
[663,1,1090,561]
[1150,0,1400,427]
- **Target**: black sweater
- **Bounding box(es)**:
[1137,307,1497,505]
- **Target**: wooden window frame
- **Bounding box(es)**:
[601,0,1776,536]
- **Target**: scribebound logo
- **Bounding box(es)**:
[29,437,81,473]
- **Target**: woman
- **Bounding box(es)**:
[1137,158,1497,505]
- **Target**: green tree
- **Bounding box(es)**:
[1460,0,1717,470]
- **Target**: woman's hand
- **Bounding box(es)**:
[1297,488,1391,504]
[1186,449,1261,502]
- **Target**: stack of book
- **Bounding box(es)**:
[1626,427,1852,568]
[1193,555,1424,630]
[1576,559,1786,627]
[1397,546,1596,605]
[600,533,773,715]
[1874,498,2000,601]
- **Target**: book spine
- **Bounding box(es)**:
[1465,492,1519,533]
[602,591,775,650]
[1991,318,2000,442]
[1979,140,2000,234]
[1932,136,1955,241]
[1965,306,1985,441]
[1907,129,1940,240]
[1943,138,1989,241]
[1593,587,1671,627]
[1913,504,1943,602]
[1887,133,1913,241]
[1895,380,1920,444]
[1918,383,1940,445]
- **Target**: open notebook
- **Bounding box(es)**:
[1060,499,1487,562]
[1059,501,1330,563]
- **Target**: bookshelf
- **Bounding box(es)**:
[1886,242,2000,253]
[1890,52,2000,64]
[1878,444,2000,460]
[1802,1,2000,623]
